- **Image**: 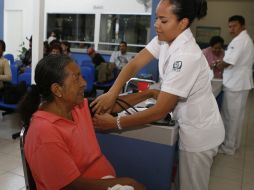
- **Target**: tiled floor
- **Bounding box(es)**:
[0,89,253,190]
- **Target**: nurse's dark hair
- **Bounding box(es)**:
[18,54,73,126]
[168,0,207,27]
[228,15,245,26]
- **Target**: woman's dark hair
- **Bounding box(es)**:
[49,40,62,54]
[61,41,71,53]
[209,36,224,47]
[169,0,207,27]
[0,40,6,52]
[228,15,245,26]
[18,55,73,126]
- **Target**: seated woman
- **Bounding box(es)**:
[0,40,12,96]
[202,36,225,79]
[18,55,146,190]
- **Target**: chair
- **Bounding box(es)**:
[0,100,16,118]
[18,72,32,86]
[123,77,156,93]
[0,64,19,118]
[20,126,36,190]
[4,53,15,65]
[80,60,95,74]
[10,64,19,85]
[93,65,118,93]
[80,66,94,95]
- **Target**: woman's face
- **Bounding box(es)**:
[154,0,186,42]
[211,43,223,56]
[60,62,87,107]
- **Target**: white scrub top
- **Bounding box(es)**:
[223,30,254,91]
[146,28,225,152]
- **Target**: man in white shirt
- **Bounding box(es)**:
[217,15,254,155]
[110,41,133,72]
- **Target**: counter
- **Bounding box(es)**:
[96,78,223,190]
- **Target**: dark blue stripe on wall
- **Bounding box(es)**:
[0,0,3,39]
[150,0,160,39]
[144,0,160,81]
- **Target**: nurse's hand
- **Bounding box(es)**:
[93,113,117,131]
[90,92,117,114]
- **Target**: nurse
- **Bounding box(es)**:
[217,15,254,155]
[92,0,225,190]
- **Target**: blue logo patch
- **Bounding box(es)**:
[173,61,182,72]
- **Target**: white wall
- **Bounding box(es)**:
[191,0,254,44]
[4,0,33,57]
[45,0,151,14]
[4,0,151,58]
[4,0,254,58]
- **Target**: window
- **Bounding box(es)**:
[47,14,95,48]
[99,14,150,52]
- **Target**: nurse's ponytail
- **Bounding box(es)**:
[169,0,207,27]
[196,0,207,19]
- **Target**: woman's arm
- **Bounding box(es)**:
[111,89,159,113]
[63,176,146,190]
[93,91,178,131]
[91,48,154,114]
[0,59,11,81]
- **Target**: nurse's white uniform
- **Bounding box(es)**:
[146,28,225,190]
[220,30,254,155]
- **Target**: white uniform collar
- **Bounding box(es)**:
[166,28,193,55]
[232,30,247,41]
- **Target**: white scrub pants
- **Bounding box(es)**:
[177,147,218,190]
[220,90,249,155]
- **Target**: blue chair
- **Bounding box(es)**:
[0,100,17,118]
[4,53,15,65]
[18,72,31,86]
[80,66,94,95]
[10,64,19,85]
[20,126,36,190]
[80,60,95,74]
[0,63,19,118]
[23,67,31,73]
[93,66,118,93]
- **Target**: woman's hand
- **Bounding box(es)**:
[93,113,117,131]
[90,92,117,114]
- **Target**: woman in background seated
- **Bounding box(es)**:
[0,40,11,96]
[202,36,225,79]
[18,55,146,190]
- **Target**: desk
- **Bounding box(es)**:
[97,123,178,190]
[97,80,222,189]
[211,78,223,97]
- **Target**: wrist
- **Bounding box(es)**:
[116,115,123,130]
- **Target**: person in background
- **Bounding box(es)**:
[18,55,146,190]
[61,41,71,56]
[19,36,32,74]
[91,0,225,190]
[43,41,50,57]
[0,40,11,95]
[47,31,57,44]
[87,47,105,67]
[217,15,254,155]
[110,41,132,73]
[49,40,62,55]
[202,36,225,79]
[87,47,116,83]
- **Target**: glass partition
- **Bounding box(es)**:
[99,14,150,52]
[47,13,95,48]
